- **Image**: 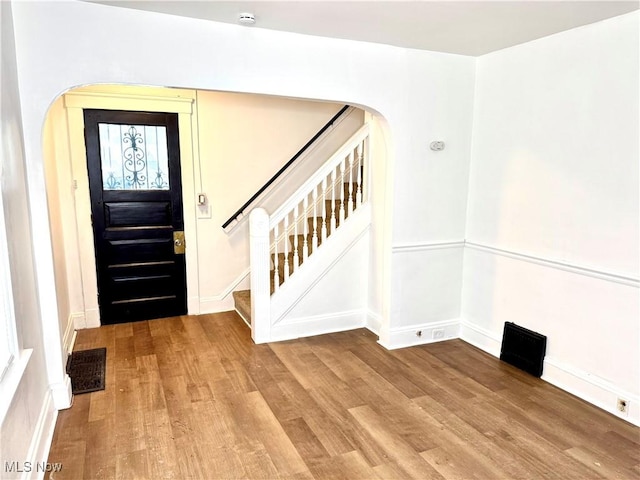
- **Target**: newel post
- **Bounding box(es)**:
[249,208,270,343]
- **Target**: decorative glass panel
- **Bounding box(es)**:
[98,123,170,190]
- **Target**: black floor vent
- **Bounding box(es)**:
[500,322,547,377]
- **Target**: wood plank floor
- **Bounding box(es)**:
[47,312,640,479]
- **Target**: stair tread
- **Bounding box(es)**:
[233,290,252,321]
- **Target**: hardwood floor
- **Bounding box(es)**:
[47,312,639,479]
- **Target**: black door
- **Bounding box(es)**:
[84,109,187,324]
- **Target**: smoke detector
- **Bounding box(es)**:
[238,13,256,25]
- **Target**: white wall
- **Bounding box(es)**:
[462,12,640,424]
[9,0,476,350]
[383,50,476,348]
[195,91,356,312]
[0,1,58,474]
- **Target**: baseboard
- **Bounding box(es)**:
[200,296,236,314]
[49,376,72,411]
[365,310,383,335]
[459,319,640,427]
[378,319,459,350]
[21,390,58,480]
[187,296,200,316]
[543,357,640,427]
[458,319,502,357]
[70,312,85,330]
[200,268,251,314]
[63,315,77,355]
[270,309,366,343]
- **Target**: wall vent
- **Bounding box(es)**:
[500,322,547,377]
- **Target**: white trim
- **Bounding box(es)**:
[70,312,85,330]
[458,319,502,357]
[465,241,639,288]
[199,268,251,314]
[543,357,640,427]
[458,320,640,426]
[365,310,383,335]
[270,205,371,324]
[0,183,19,384]
[217,268,251,301]
[269,124,370,228]
[378,319,460,350]
[21,389,59,480]
[63,314,77,356]
[50,375,73,410]
[63,88,201,330]
[270,309,365,343]
[0,349,32,425]
[392,240,465,253]
[64,91,194,113]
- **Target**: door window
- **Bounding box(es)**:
[98,123,170,190]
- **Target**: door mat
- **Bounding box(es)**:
[66,347,106,395]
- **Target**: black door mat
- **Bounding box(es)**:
[66,347,106,395]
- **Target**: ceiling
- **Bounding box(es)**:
[92,1,639,56]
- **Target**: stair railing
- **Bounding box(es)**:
[249,124,369,343]
[223,105,351,231]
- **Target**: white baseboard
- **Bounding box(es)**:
[378,319,460,350]
[63,315,77,355]
[270,309,365,343]
[366,310,382,335]
[458,319,501,357]
[187,295,200,316]
[200,268,251,314]
[49,376,72,411]
[70,312,85,330]
[200,296,236,314]
[543,358,640,427]
[21,390,58,480]
[459,319,640,427]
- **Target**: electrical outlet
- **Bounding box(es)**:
[617,398,629,416]
[432,328,445,340]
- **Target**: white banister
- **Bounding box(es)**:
[273,222,280,292]
[339,157,346,224]
[348,151,354,216]
[293,203,299,273]
[321,177,328,242]
[355,143,362,208]
[302,195,309,261]
[283,213,290,282]
[251,123,369,297]
[312,186,319,251]
[249,208,270,343]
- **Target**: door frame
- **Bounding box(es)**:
[64,86,201,327]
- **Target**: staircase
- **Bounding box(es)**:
[232,187,359,326]
[233,124,370,342]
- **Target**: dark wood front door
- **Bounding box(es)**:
[84,109,187,324]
